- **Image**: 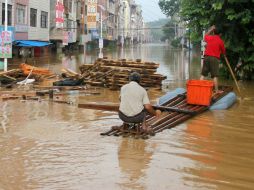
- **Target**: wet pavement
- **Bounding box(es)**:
[1,44,254,190]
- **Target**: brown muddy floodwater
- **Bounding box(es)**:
[1,44,254,190]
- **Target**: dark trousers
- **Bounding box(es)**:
[118,110,146,123]
[201,56,219,78]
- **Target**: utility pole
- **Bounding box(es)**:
[82,0,86,63]
[4,0,8,71]
[100,8,102,39]
[98,4,105,58]
[99,7,103,58]
[121,2,125,48]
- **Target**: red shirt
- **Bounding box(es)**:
[204,35,226,59]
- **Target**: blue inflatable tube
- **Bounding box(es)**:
[210,92,237,110]
[158,88,186,105]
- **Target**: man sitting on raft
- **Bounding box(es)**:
[118,72,161,133]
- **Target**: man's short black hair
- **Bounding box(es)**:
[214,26,222,35]
[129,72,141,83]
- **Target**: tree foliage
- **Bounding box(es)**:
[159,0,254,80]
[147,19,169,42]
[158,0,180,17]
[162,20,176,40]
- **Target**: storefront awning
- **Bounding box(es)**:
[14,40,52,47]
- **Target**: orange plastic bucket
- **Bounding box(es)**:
[186,80,214,106]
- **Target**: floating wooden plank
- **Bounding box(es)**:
[55,90,100,95]
[153,105,197,115]
[0,69,21,76]
[0,91,37,96]
[2,75,17,81]
[78,103,119,111]
[1,96,20,101]
[77,102,197,115]
[33,85,87,90]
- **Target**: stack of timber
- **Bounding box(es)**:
[61,68,81,79]
[0,64,58,88]
[79,58,166,90]
[97,86,233,139]
[0,69,25,86]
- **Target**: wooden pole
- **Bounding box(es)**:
[201,30,206,68]
[224,56,243,97]
[77,102,196,115]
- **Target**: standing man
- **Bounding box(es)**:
[119,72,161,133]
[200,25,226,93]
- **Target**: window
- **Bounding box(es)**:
[2,3,12,25]
[16,4,26,24]
[85,5,87,15]
[41,11,48,28]
[30,8,37,27]
[67,19,72,30]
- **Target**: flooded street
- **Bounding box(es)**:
[1,44,254,190]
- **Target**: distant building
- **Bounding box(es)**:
[0,0,51,57]
[0,0,147,58]
[50,0,80,53]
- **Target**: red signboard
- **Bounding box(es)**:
[56,0,64,28]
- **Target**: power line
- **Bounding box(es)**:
[116,26,185,31]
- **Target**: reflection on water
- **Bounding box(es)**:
[1,102,8,133]
[118,139,154,190]
[1,43,254,190]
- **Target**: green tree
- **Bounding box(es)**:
[159,0,180,17]
[159,0,254,80]
[147,19,169,42]
[162,20,176,41]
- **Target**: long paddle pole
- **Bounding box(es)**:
[77,103,197,115]
[224,56,242,97]
[201,30,206,68]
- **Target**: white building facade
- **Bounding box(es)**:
[28,0,50,41]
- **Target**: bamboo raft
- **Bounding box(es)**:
[93,86,233,139]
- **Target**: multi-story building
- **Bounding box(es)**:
[116,0,125,45]
[14,0,29,41]
[0,1,15,35]
[135,5,144,43]
[95,0,144,46]
[0,0,29,41]
[29,0,50,56]
[0,0,51,57]
[50,0,80,53]
[97,0,107,39]
[122,0,130,42]
[0,0,145,59]
[105,0,115,40]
